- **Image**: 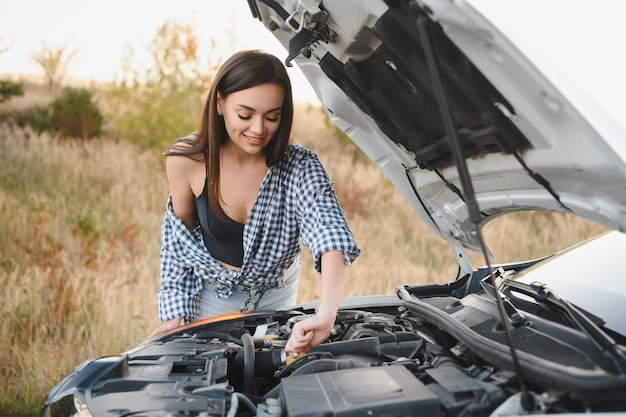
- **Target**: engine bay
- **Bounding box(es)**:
[46,297,626,417]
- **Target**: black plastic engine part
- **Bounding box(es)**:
[280,365,440,417]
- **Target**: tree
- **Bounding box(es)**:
[105,21,225,149]
[31,42,78,91]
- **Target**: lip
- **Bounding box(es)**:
[242,133,265,145]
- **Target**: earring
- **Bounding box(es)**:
[217,110,223,116]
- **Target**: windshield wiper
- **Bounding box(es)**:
[479,275,526,327]
[501,278,626,373]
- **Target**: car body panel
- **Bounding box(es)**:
[257,0,626,270]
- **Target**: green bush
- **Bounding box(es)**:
[0,79,24,103]
[26,87,104,140]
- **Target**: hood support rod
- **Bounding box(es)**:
[416,13,535,412]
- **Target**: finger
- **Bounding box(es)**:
[286,331,313,356]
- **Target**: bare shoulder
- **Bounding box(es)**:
[166,153,207,198]
[166,153,196,174]
[165,135,202,168]
[166,135,197,153]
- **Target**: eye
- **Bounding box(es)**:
[266,113,281,122]
[237,114,251,120]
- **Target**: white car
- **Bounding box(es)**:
[41,1,626,416]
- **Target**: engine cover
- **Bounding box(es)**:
[280,366,440,417]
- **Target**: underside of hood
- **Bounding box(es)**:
[248,0,626,270]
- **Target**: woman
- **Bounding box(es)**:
[152,50,360,357]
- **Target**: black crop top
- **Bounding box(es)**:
[195,179,245,267]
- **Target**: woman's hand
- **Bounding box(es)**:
[285,311,335,357]
[285,250,349,357]
[149,317,183,338]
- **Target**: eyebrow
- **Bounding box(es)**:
[236,104,282,113]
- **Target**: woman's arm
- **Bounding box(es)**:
[151,154,201,336]
[285,250,349,356]
[153,212,202,333]
[285,148,359,356]
[166,154,198,231]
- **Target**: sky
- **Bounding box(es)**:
[0,0,320,103]
[1,0,625,116]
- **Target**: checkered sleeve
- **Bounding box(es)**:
[297,150,361,272]
[157,246,201,321]
[156,199,203,321]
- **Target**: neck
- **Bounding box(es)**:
[222,142,267,167]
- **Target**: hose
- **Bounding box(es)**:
[241,333,255,395]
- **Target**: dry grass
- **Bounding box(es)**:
[0,123,165,416]
[0,102,606,416]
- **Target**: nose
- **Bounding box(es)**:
[249,116,265,135]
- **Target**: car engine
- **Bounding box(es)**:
[42,300,626,417]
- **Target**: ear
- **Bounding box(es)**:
[216,92,223,115]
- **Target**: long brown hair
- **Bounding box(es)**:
[164,50,294,220]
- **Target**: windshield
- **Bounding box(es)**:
[513,230,626,336]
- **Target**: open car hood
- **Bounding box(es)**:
[249,0,626,270]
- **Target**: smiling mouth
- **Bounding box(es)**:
[243,133,264,144]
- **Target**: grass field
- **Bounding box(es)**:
[0,97,607,416]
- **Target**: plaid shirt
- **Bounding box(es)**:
[157,143,361,321]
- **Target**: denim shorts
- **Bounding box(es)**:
[195,257,301,319]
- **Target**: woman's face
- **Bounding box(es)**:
[217,83,284,157]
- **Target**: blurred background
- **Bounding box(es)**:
[0,0,320,103]
[0,1,611,415]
